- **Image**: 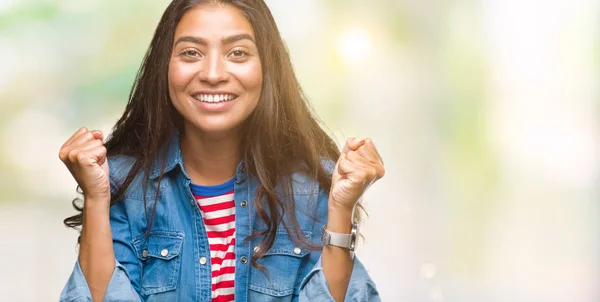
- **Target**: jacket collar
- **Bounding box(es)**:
[149,131,247,182]
[150,131,185,179]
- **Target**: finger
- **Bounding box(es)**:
[91,130,104,141]
[85,145,108,166]
[337,152,356,177]
[66,139,103,164]
[61,127,88,149]
[70,131,97,148]
[97,146,108,166]
[343,137,365,154]
[78,139,104,151]
[345,150,379,181]
[345,150,371,169]
[362,138,384,165]
[338,152,375,183]
[61,132,97,161]
[354,145,385,178]
[354,144,385,178]
[355,143,381,166]
[70,145,107,166]
[60,129,91,161]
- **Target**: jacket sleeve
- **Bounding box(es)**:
[298,256,381,302]
[60,197,143,302]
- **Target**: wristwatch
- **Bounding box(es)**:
[322,223,359,259]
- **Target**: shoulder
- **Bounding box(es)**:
[286,158,335,194]
[107,154,148,199]
[107,155,136,186]
[284,158,335,223]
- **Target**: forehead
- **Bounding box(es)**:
[174,4,255,41]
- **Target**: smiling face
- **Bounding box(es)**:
[168,3,263,137]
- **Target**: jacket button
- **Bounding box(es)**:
[199,257,208,265]
[161,249,169,257]
[293,247,302,255]
[240,256,248,264]
[142,249,148,258]
[241,200,247,207]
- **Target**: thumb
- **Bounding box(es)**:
[343,137,366,154]
[87,144,107,167]
[91,130,104,141]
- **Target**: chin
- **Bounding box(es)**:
[188,119,243,136]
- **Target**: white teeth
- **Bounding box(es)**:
[195,94,235,103]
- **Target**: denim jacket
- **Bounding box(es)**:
[60,133,380,301]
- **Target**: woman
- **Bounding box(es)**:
[59,1,384,301]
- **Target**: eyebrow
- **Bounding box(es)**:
[174,34,255,46]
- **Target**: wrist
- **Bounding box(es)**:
[83,197,111,212]
[327,206,353,234]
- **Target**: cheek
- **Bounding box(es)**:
[233,61,263,96]
[168,60,197,92]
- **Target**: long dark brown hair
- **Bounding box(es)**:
[64,0,360,268]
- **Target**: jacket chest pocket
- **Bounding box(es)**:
[133,231,184,296]
[249,230,312,298]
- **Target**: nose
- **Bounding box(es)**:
[199,52,228,85]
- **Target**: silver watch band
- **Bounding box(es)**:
[324,229,353,248]
[322,223,358,254]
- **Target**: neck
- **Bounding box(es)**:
[180,126,241,186]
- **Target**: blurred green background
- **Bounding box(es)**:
[0,0,598,301]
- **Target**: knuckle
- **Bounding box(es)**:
[67,149,79,161]
[76,152,87,162]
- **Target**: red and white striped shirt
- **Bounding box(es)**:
[191,178,236,302]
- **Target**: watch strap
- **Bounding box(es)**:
[322,223,358,251]
[325,229,353,248]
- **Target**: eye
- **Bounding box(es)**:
[228,48,249,60]
[180,48,202,58]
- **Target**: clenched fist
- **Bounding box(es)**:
[58,127,110,203]
[329,137,385,212]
